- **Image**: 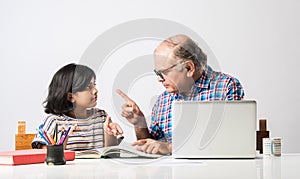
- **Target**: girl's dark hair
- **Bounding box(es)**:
[44,63,96,115]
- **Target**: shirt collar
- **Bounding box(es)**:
[173,66,214,100]
[195,66,214,91]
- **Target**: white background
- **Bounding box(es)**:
[0,0,299,153]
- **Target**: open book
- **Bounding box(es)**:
[75,141,163,159]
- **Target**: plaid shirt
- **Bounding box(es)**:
[149,66,244,142]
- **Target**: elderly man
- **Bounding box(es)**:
[117,34,244,154]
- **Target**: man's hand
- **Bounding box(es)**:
[116,89,147,128]
[132,138,172,155]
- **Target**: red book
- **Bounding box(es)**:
[0,149,75,166]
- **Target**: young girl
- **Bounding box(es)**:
[32,63,123,150]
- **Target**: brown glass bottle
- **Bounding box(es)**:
[256,119,270,154]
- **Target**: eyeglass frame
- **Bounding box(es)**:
[153,60,185,80]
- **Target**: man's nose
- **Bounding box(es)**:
[157,76,164,82]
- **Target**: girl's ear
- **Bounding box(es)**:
[67,92,75,103]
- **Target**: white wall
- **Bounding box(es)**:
[0,0,299,153]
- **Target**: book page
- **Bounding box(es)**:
[103,141,163,158]
[75,141,163,159]
[75,149,102,159]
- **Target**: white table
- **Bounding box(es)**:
[1,154,300,178]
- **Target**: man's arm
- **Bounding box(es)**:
[116,89,152,140]
[134,126,151,140]
[226,77,245,100]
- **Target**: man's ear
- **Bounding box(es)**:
[67,92,75,103]
[185,60,195,77]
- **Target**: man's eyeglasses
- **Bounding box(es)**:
[154,60,184,80]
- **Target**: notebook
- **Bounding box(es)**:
[172,100,256,159]
[0,149,75,166]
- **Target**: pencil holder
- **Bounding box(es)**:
[46,144,66,165]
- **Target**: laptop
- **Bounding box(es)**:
[172,100,256,159]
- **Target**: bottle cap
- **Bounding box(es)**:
[259,119,267,131]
